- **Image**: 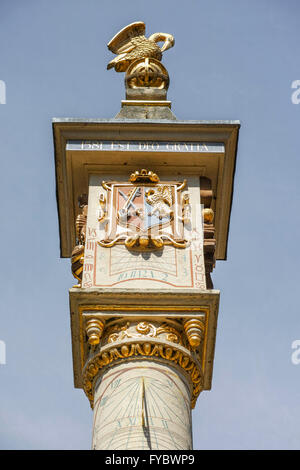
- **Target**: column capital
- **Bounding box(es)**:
[69,288,220,409]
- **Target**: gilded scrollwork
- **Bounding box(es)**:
[136,321,156,336]
[82,339,203,409]
[105,321,132,343]
[156,322,182,344]
[101,320,183,347]
[81,310,208,411]
[129,169,160,183]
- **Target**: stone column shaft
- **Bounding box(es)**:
[92,361,192,450]
[82,317,205,450]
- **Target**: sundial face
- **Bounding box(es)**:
[94,244,193,288]
[92,362,192,450]
[82,174,206,289]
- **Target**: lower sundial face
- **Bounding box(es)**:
[94,244,194,288]
[92,361,192,450]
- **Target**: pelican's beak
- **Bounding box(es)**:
[161,35,175,52]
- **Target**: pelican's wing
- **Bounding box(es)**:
[107,21,145,54]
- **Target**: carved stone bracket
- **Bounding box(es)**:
[183,318,205,349]
[86,319,106,345]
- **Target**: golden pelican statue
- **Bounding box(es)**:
[107,21,175,72]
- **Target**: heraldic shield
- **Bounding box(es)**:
[98,170,191,250]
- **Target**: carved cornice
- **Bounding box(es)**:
[68,289,220,392]
[78,305,210,372]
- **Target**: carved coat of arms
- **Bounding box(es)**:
[98,169,190,250]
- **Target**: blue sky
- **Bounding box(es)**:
[0,0,300,449]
